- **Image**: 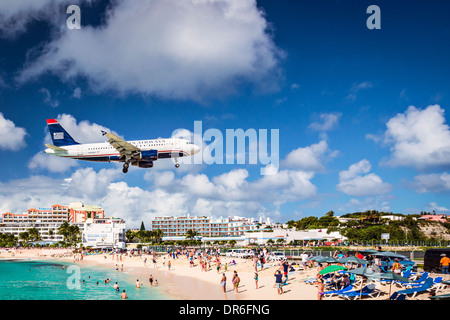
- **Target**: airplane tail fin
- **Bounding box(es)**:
[46,119,80,147]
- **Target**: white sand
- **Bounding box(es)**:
[3,248,450,300]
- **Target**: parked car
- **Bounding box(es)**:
[268,251,286,261]
[424,249,450,273]
[225,249,238,257]
[236,250,253,259]
[375,254,416,271]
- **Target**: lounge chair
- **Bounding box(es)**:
[396,277,434,298]
[395,272,429,288]
[337,283,382,300]
[389,292,406,300]
[324,285,353,298]
[431,277,444,290]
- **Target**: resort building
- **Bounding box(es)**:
[81,217,126,249]
[150,214,262,237]
[0,202,109,244]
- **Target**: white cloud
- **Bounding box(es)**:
[0,113,27,151]
[0,0,93,38]
[338,196,391,213]
[381,105,450,169]
[39,88,60,108]
[426,202,450,213]
[282,140,337,171]
[309,112,342,132]
[28,151,79,173]
[409,172,450,193]
[346,81,373,101]
[72,87,81,99]
[16,0,283,101]
[337,159,392,196]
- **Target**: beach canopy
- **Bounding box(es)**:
[316,256,339,263]
[337,256,367,265]
[319,265,348,275]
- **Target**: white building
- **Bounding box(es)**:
[242,228,347,246]
[81,218,126,249]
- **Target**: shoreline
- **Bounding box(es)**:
[2,248,450,301]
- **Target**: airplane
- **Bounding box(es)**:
[44,119,200,173]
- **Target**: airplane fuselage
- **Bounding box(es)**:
[45,138,198,163]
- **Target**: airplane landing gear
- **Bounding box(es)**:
[174,158,180,168]
[123,162,130,174]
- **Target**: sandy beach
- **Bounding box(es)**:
[2,247,450,301]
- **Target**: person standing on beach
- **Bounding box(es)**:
[149,274,154,287]
[274,270,283,295]
[254,271,259,289]
[220,273,227,293]
[315,274,325,300]
[233,273,240,293]
[168,260,172,271]
[440,254,450,274]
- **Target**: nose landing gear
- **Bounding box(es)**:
[122,162,130,173]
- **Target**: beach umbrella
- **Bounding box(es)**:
[360,249,379,254]
[309,255,326,261]
[316,256,339,264]
[368,272,413,299]
[337,256,367,265]
[348,267,413,299]
[318,265,348,275]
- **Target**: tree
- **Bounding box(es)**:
[27,228,41,242]
[186,229,199,240]
[140,221,146,231]
[19,232,30,245]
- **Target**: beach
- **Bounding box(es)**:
[2,247,450,301]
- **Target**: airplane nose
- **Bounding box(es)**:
[192,144,200,154]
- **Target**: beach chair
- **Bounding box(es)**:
[396,277,434,298]
[337,283,381,300]
[395,272,429,288]
[324,285,353,298]
[431,277,444,290]
[389,292,406,300]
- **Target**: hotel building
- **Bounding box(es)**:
[0,202,106,243]
[150,214,260,237]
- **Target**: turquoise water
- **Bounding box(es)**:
[0,259,170,300]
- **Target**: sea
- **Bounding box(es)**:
[0,259,171,300]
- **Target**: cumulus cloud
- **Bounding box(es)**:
[309,112,342,132]
[425,202,450,213]
[0,113,27,151]
[0,163,319,228]
[16,0,283,101]
[282,140,337,172]
[409,172,450,193]
[381,105,450,169]
[0,0,92,38]
[337,159,392,196]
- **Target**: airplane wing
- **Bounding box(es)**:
[45,144,68,152]
[104,132,141,159]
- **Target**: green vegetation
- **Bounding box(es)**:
[286,210,448,242]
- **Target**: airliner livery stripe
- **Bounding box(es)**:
[46,119,58,124]
[68,150,188,159]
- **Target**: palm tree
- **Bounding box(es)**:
[27,228,41,243]
[185,229,199,240]
[153,229,163,243]
[58,221,71,242]
[19,232,30,245]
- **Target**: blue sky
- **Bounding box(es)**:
[0,0,449,228]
